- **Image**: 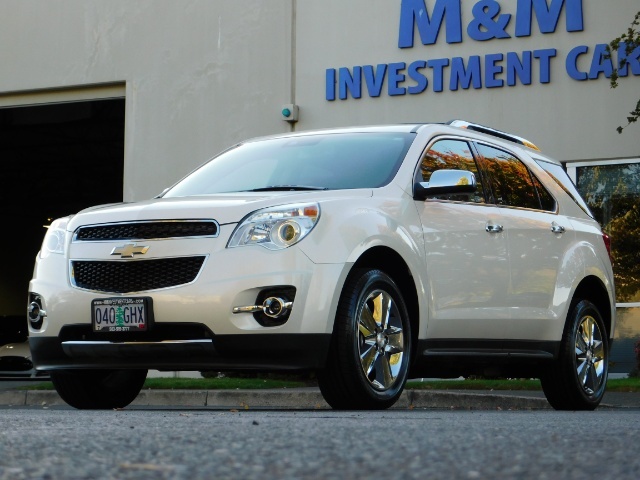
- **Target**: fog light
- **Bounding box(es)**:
[27,296,46,329]
[262,297,292,318]
[232,286,296,327]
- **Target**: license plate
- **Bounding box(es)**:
[92,297,151,333]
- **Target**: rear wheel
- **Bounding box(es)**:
[318,268,412,410]
[541,299,608,410]
[50,369,148,409]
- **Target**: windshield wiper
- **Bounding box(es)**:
[244,185,329,192]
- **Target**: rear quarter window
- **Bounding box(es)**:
[534,158,594,218]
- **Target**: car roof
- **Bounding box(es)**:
[240,120,548,159]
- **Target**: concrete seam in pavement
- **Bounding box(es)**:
[0,388,561,410]
[0,388,636,409]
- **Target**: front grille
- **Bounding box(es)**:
[75,220,218,241]
[71,256,206,293]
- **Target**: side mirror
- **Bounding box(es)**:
[413,169,476,200]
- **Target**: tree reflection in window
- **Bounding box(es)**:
[418,139,486,203]
[475,144,541,210]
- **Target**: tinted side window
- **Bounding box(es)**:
[417,139,486,203]
[530,172,556,212]
[535,158,594,217]
[475,144,540,210]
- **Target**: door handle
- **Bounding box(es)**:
[485,223,503,233]
[551,222,565,234]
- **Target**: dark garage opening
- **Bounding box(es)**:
[0,98,125,345]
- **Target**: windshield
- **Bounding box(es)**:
[163,132,415,197]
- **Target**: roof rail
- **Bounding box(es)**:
[446,120,540,151]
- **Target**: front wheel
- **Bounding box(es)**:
[541,299,609,410]
[318,268,412,410]
[50,369,148,409]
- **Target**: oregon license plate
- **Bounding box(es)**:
[92,297,150,333]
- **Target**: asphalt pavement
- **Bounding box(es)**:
[1,379,638,410]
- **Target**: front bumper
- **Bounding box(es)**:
[28,229,348,372]
[29,330,332,372]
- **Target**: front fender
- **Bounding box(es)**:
[300,187,424,270]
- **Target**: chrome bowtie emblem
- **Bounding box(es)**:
[110,243,150,258]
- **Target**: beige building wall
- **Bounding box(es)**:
[0,0,295,200]
[294,0,639,162]
[0,1,637,200]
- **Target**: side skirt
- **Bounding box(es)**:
[410,339,560,379]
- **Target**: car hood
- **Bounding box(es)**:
[65,190,373,230]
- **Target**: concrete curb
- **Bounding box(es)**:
[0,388,553,410]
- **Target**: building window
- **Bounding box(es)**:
[569,161,640,304]
[567,159,640,374]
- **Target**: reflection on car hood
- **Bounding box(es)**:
[67,190,373,230]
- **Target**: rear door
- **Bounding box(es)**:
[474,142,573,341]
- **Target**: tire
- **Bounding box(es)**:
[317,268,412,410]
[50,369,148,410]
[541,299,609,411]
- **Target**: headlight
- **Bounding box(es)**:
[227,203,320,250]
[40,216,70,258]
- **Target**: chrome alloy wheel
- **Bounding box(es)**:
[357,288,405,391]
[575,313,606,396]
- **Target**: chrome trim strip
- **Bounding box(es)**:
[72,219,220,242]
[62,339,213,347]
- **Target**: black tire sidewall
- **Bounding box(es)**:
[563,299,609,407]
[51,369,147,409]
[339,269,412,405]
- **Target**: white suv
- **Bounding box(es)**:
[27,120,615,410]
